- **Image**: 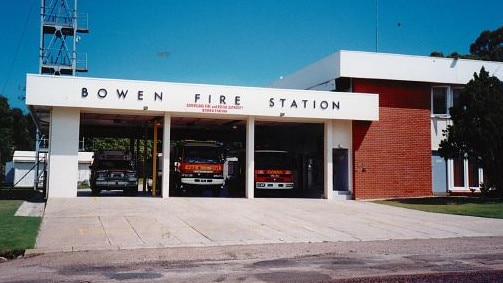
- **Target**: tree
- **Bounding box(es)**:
[0,96,14,183]
[0,96,37,183]
[87,137,131,153]
[431,25,503,62]
[11,109,35,151]
[430,51,445,58]
[86,137,155,162]
[470,26,503,62]
[438,68,503,196]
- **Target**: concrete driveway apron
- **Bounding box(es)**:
[30,197,503,253]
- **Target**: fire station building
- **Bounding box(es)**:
[26,50,503,200]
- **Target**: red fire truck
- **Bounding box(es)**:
[173,141,225,195]
[254,150,295,191]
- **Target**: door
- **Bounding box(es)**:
[432,151,447,193]
[333,148,349,191]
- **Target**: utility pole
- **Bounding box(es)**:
[375,0,379,52]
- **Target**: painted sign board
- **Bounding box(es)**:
[26,74,379,121]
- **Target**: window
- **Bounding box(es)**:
[452,87,463,109]
[451,157,483,189]
[431,86,463,116]
[432,87,448,115]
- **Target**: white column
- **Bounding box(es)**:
[245,116,255,199]
[463,159,469,190]
[447,159,454,190]
[324,120,334,200]
[161,113,171,198]
[47,107,80,198]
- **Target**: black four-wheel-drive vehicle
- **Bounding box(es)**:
[89,150,138,195]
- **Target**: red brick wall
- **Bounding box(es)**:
[352,79,432,199]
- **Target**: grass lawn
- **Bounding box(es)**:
[374,197,503,219]
[0,188,43,258]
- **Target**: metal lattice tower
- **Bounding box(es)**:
[35,0,89,192]
[39,0,88,76]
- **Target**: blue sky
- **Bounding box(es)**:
[1,0,502,111]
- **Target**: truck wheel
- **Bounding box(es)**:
[212,187,221,197]
[91,187,101,196]
[286,189,296,198]
[175,183,184,196]
[125,187,138,196]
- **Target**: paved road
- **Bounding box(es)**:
[31,197,503,253]
[2,237,503,282]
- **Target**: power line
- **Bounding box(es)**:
[375,0,379,52]
[1,6,32,96]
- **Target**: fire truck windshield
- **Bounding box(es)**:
[183,146,221,163]
[255,151,293,169]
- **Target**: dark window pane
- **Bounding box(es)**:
[255,151,294,169]
[432,87,448,114]
[468,161,480,187]
[452,88,463,108]
[453,157,465,187]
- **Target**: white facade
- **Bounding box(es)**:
[272,50,503,195]
[7,151,46,188]
[5,151,92,188]
[29,51,503,198]
[271,50,503,90]
[26,74,379,198]
[26,75,379,121]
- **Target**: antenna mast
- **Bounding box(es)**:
[40,0,89,75]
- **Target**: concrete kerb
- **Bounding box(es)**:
[25,197,503,255]
[14,201,45,217]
